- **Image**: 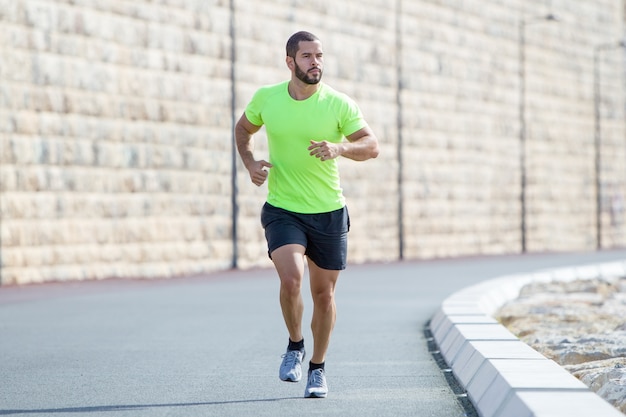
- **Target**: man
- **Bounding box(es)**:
[234,31,379,398]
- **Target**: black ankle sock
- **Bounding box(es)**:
[309,361,325,372]
[288,338,304,351]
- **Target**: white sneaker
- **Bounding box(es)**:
[304,368,328,398]
[279,349,305,382]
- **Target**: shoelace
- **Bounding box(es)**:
[281,350,300,369]
[309,369,326,387]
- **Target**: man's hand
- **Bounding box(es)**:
[308,140,342,162]
[246,160,273,186]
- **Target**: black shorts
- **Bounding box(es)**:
[260,202,350,270]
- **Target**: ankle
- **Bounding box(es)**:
[309,361,325,373]
[288,338,304,352]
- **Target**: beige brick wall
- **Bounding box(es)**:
[1,0,625,285]
[0,0,235,284]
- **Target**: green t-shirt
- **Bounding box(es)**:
[245,81,367,214]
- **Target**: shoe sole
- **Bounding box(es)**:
[304,392,327,398]
[280,375,301,383]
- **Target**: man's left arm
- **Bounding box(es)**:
[308,127,379,162]
[341,126,380,161]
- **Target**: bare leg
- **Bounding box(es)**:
[307,258,340,364]
[271,244,306,343]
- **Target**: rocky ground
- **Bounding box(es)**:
[495,275,626,414]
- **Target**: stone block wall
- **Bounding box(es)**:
[0,0,235,284]
[1,0,625,285]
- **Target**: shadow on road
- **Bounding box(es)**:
[0,397,300,415]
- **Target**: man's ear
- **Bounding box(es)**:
[286,56,295,70]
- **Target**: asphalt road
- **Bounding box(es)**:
[2,250,626,417]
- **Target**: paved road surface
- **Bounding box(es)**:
[2,250,626,417]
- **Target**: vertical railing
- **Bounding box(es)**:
[229,0,239,269]
[594,39,626,250]
[518,13,558,253]
[396,0,405,261]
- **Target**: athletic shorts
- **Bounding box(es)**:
[260,202,350,270]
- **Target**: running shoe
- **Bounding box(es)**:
[304,368,328,398]
[279,349,305,382]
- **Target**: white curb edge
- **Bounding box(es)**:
[431,260,626,417]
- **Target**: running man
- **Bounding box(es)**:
[234,30,379,398]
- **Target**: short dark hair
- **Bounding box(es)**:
[286,31,320,58]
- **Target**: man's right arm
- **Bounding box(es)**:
[234,113,272,186]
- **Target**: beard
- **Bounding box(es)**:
[295,63,322,85]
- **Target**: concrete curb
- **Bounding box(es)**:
[430,260,626,417]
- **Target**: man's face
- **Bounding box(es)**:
[292,40,323,84]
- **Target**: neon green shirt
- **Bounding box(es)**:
[245,81,367,214]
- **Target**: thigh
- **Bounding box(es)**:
[307,257,340,294]
[271,243,307,286]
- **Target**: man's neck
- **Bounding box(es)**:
[288,79,320,101]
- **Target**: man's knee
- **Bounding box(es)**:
[280,276,302,297]
[311,288,335,309]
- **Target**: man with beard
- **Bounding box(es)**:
[235,31,379,398]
